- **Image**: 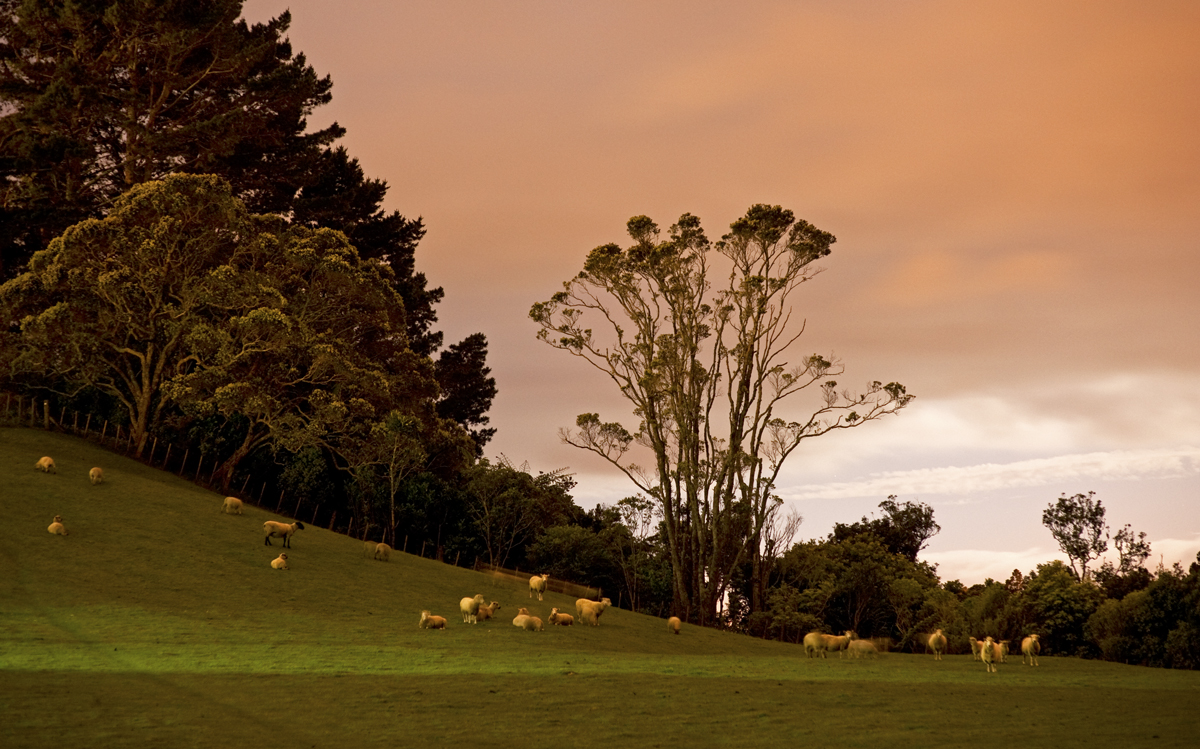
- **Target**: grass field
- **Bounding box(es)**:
[2,427,1198,747]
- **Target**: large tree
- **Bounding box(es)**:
[531,205,913,624]
[1042,491,1110,581]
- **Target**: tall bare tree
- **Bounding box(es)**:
[531,205,913,624]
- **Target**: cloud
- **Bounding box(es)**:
[783,447,1200,501]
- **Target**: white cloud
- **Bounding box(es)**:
[782,446,1200,501]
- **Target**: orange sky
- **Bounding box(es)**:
[243,0,1200,581]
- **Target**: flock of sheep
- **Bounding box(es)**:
[34,451,1047,670]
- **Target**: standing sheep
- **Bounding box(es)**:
[420,611,447,629]
[667,616,681,635]
[35,456,56,473]
[803,632,827,658]
[47,515,68,536]
[927,629,948,660]
[529,574,550,601]
[1021,634,1040,666]
[981,636,999,673]
[271,553,289,570]
[969,636,982,661]
[460,594,486,624]
[575,597,612,626]
[476,601,502,621]
[222,497,244,515]
[263,520,304,547]
[822,631,856,658]
[373,543,392,562]
[997,640,1009,663]
[89,467,104,485]
[549,607,574,626]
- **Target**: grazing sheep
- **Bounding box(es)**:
[928,629,947,660]
[419,611,447,630]
[476,601,502,621]
[47,515,68,536]
[521,616,545,632]
[222,497,244,515]
[373,543,392,562]
[667,616,681,635]
[1021,634,1040,666]
[849,639,880,658]
[575,597,612,626]
[263,520,304,548]
[969,636,982,661]
[35,456,56,473]
[550,608,574,626]
[460,594,486,624]
[270,553,289,570]
[981,636,999,673]
[822,631,856,658]
[89,467,104,485]
[803,632,827,658]
[529,574,550,601]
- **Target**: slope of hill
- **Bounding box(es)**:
[2,427,1198,748]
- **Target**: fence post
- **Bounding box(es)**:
[179,449,188,476]
[73,411,78,432]
[403,535,408,553]
[43,401,50,429]
[420,540,426,558]
[83,413,91,434]
[275,490,285,513]
[149,437,158,464]
[164,444,173,470]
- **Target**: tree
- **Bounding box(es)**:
[1042,491,1109,580]
[830,496,940,563]
[435,332,498,454]
[531,205,913,624]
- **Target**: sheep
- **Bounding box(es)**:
[529,573,550,601]
[512,614,531,628]
[997,640,1009,663]
[575,597,612,626]
[927,629,947,660]
[222,496,244,515]
[476,601,502,621]
[35,456,56,474]
[667,616,681,635]
[517,607,531,616]
[822,631,856,658]
[521,616,545,632]
[1021,634,1040,666]
[981,636,998,673]
[419,611,447,630]
[373,543,392,562]
[969,636,982,661]
[47,515,68,536]
[263,520,304,548]
[849,639,880,658]
[460,594,486,624]
[550,607,574,626]
[89,466,104,485]
[270,553,289,570]
[803,632,827,658]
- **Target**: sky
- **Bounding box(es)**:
[242,0,1200,583]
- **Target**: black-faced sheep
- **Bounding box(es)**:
[928,629,947,660]
[222,497,244,515]
[271,552,289,570]
[47,515,68,536]
[476,601,502,621]
[1021,634,1040,666]
[575,597,612,626]
[981,636,999,673]
[667,616,681,635]
[263,520,304,547]
[35,456,56,473]
[420,611,447,629]
[460,594,486,624]
[89,466,104,485]
[529,573,550,601]
[550,607,574,626]
[373,543,392,562]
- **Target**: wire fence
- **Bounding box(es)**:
[473,562,603,601]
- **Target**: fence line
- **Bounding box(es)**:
[473,561,602,601]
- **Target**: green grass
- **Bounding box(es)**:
[2,427,1198,747]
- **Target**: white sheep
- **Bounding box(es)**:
[419,610,447,630]
[823,631,856,658]
[1021,634,1040,666]
[575,597,612,626]
[512,613,531,628]
[35,456,56,474]
[969,636,982,661]
[222,497,244,515]
[928,629,947,660]
[263,520,304,548]
[270,552,289,570]
[373,543,392,562]
[529,574,550,601]
[550,607,574,626]
[460,594,486,624]
[997,640,1009,663]
[849,639,879,658]
[667,616,681,635]
[803,632,827,658]
[521,615,545,632]
[981,636,999,673]
[89,466,104,485]
[47,515,68,536]
[476,601,502,621]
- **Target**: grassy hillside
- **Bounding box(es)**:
[2,427,1198,748]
